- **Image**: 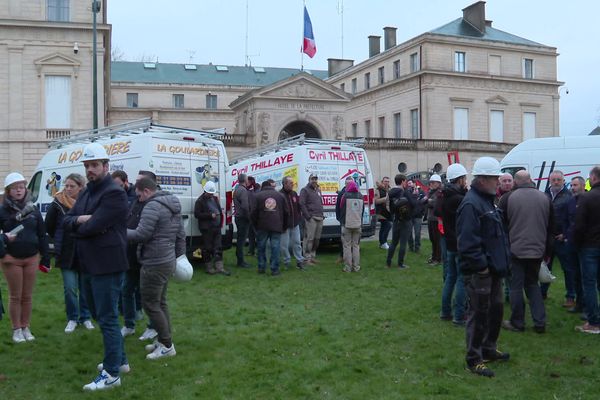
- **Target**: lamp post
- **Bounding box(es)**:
[92,1,101,130]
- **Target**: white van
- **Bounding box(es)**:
[28,119,233,249]
[500,135,600,191]
[227,135,377,239]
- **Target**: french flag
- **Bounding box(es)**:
[302,6,316,58]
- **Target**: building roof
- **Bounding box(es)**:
[111,61,328,86]
[429,18,548,47]
[589,126,600,136]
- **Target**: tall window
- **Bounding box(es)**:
[410,53,419,73]
[48,0,70,22]
[393,60,400,79]
[173,94,184,109]
[523,58,534,79]
[393,112,401,138]
[364,73,371,90]
[454,51,466,72]
[410,109,419,139]
[378,67,385,85]
[378,116,385,137]
[126,93,138,108]
[351,78,357,94]
[206,94,217,109]
[453,108,469,140]
[351,123,358,137]
[490,110,504,142]
[45,76,71,128]
[340,83,345,92]
[365,120,371,137]
[489,55,501,75]
[523,112,536,140]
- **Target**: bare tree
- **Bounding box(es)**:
[137,53,158,63]
[111,45,126,61]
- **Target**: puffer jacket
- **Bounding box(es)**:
[45,198,76,269]
[426,188,440,222]
[127,191,186,267]
[457,184,510,276]
[440,183,467,252]
[574,182,600,248]
[0,195,49,266]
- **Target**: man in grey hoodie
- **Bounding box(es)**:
[498,170,553,333]
[127,177,186,360]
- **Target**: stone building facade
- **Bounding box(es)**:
[0,1,561,181]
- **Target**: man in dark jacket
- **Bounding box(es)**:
[544,170,574,304]
[439,164,468,325]
[195,181,230,275]
[407,180,426,253]
[564,176,586,313]
[111,170,137,206]
[252,179,289,275]
[573,166,600,334]
[498,170,552,334]
[280,176,305,270]
[374,177,392,250]
[457,157,510,378]
[426,175,443,264]
[385,174,415,269]
[64,143,129,391]
[233,173,252,268]
[127,177,186,360]
[299,174,324,264]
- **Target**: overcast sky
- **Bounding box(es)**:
[108,0,600,137]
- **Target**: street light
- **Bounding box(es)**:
[92,1,101,130]
[559,86,569,96]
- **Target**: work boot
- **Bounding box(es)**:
[215,260,231,276]
[206,261,217,275]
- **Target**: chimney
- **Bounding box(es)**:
[462,1,486,33]
[327,58,354,77]
[368,35,381,57]
[485,20,493,27]
[383,27,397,50]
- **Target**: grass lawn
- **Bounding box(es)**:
[0,240,598,399]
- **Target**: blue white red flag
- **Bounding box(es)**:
[302,6,316,58]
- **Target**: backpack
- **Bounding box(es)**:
[390,190,410,221]
[345,197,363,229]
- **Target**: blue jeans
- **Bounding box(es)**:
[256,230,281,273]
[551,240,578,300]
[441,250,466,321]
[379,219,392,246]
[61,269,91,322]
[440,236,448,281]
[386,219,411,266]
[82,271,128,376]
[578,247,600,326]
[122,268,140,329]
[407,217,422,250]
[280,226,304,265]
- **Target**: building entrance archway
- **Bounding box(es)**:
[278,121,321,141]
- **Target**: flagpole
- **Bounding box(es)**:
[301,0,305,71]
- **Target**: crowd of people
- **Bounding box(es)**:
[1,147,599,387]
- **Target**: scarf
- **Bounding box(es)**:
[54,191,76,210]
[4,192,36,221]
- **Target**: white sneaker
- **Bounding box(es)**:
[83,320,95,330]
[138,328,158,341]
[97,363,131,374]
[380,243,390,250]
[22,327,35,341]
[65,320,78,334]
[146,343,176,360]
[83,370,121,391]
[121,327,135,337]
[145,340,159,353]
[12,328,26,343]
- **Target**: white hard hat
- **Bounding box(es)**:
[173,255,194,282]
[446,163,468,181]
[4,172,27,189]
[471,157,501,177]
[204,181,217,194]
[429,174,442,183]
[81,142,109,162]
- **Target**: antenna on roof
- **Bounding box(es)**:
[186,50,196,64]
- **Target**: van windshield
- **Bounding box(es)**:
[501,166,525,176]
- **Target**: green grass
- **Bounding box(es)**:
[0,241,598,399]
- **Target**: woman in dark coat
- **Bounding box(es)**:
[45,173,94,334]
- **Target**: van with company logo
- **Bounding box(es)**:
[500,135,600,191]
[28,118,233,250]
[227,134,377,240]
